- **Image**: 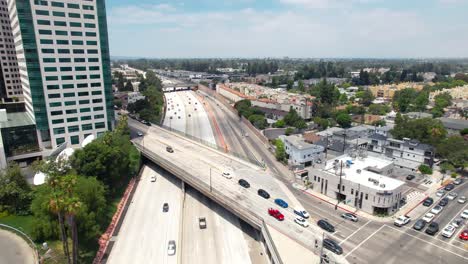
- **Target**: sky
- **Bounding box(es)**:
[106,0,468,58]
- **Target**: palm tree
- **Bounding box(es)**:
[49,180,71,264]
[62,175,81,264]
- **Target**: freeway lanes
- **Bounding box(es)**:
[134,126,343,263]
[107,165,183,264]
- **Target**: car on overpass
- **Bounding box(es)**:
[166,146,174,153]
[238,179,250,188]
[258,189,270,199]
[268,208,284,221]
[199,217,207,229]
[293,208,310,219]
[274,198,288,208]
[294,217,309,228]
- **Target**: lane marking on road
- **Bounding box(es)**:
[384,224,468,260]
[344,225,385,258]
[339,220,372,246]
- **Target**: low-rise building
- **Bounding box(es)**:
[438,117,468,135]
[404,112,432,119]
[279,135,325,167]
[368,136,434,170]
[308,154,405,215]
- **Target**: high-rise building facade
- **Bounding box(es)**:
[0,0,22,101]
[7,0,114,149]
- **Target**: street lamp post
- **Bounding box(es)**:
[209,167,212,192]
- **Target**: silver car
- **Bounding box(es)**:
[167,240,176,256]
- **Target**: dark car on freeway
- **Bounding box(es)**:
[422,197,433,207]
[425,222,439,235]
[406,175,416,181]
[444,183,455,191]
[166,146,174,153]
[439,197,449,207]
[323,239,343,255]
[258,189,270,199]
[413,219,426,231]
[274,198,288,208]
[163,203,169,212]
[238,179,250,188]
[317,219,335,233]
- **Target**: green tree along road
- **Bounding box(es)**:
[275,139,286,162]
[0,163,32,215]
[0,116,141,263]
[127,71,164,123]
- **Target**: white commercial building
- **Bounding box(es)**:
[8,0,114,149]
[279,134,325,167]
[308,154,405,215]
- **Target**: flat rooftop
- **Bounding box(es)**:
[0,112,35,129]
[323,154,405,191]
[280,135,325,151]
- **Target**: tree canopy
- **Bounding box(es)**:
[0,163,31,214]
[391,115,447,145]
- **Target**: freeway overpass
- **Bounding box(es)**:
[133,125,348,264]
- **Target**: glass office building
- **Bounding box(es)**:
[7,0,114,149]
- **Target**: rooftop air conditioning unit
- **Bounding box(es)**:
[380,184,386,188]
[357,169,361,174]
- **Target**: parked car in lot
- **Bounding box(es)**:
[406,174,415,180]
[447,192,458,200]
[257,189,270,199]
[458,196,467,204]
[167,240,176,256]
[293,208,310,219]
[461,210,468,219]
[413,219,427,231]
[425,222,439,235]
[322,239,343,255]
[423,197,434,206]
[451,218,464,229]
[438,197,449,207]
[317,219,335,233]
[341,213,358,222]
[268,208,284,221]
[166,146,174,153]
[459,230,468,240]
[422,213,435,223]
[444,183,455,191]
[238,179,250,188]
[163,203,169,212]
[274,198,288,208]
[294,217,309,228]
[436,190,445,197]
[394,215,411,227]
[442,225,456,238]
[431,205,444,215]
[454,178,463,185]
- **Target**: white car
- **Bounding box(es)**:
[137,131,143,137]
[436,190,445,197]
[293,208,310,219]
[441,225,456,238]
[294,217,309,228]
[461,210,468,219]
[431,205,444,215]
[167,240,176,256]
[394,215,411,227]
[150,175,156,182]
[458,196,466,204]
[447,192,458,200]
[222,169,233,179]
[422,213,435,223]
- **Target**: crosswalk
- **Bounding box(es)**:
[406,190,426,204]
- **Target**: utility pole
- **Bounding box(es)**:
[319,232,325,263]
